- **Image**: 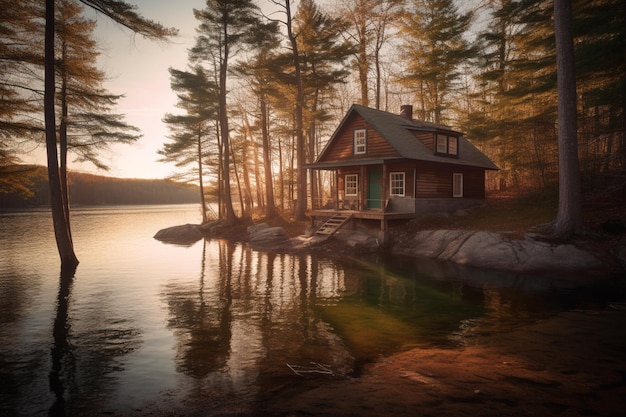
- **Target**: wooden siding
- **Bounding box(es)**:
[321,113,400,162]
[412,131,435,152]
[415,162,485,199]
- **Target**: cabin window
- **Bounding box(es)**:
[390,172,405,196]
[436,134,448,153]
[453,173,463,197]
[436,134,459,157]
[354,129,366,154]
[448,136,458,155]
[345,174,358,196]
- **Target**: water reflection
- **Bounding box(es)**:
[2,205,623,416]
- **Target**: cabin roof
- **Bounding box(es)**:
[313,104,498,170]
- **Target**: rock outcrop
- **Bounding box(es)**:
[392,229,615,274]
[248,223,289,251]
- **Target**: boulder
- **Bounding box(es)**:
[154,223,203,245]
[249,226,289,250]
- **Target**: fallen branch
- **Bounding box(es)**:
[287,362,334,377]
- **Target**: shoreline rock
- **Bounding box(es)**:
[391,229,618,274]
[156,222,624,277]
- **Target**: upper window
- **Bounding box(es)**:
[453,173,463,197]
[436,133,459,157]
[354,129,366,154]
[390,172,405,197]
[448,136,458,155]
[345,174,358,196]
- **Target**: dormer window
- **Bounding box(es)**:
[354,129,366,154]
[436,133,459,157]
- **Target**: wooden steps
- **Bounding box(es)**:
[315,213,352,237]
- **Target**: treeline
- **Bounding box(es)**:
[2,0,624,222]
[0,166,199,208]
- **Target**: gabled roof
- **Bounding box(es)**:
[315,104,498,170]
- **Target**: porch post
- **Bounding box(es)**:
[382,163,388,210]
[334,170,339,210]
[360,165,366,210]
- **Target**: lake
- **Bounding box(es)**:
[0,204,622,416]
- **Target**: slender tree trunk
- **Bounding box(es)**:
[261,97,276,217]
[553,0,583,238]
[59,70,72,243]
[278,134,285,212]
[231,141,245,218]
[197,129,208,223]
[261,97,282,218]
[240,113,255,214]
[285,0,307,221]
[45,0,78,270]
[220,29,236,224]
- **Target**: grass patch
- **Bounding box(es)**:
[406,192,557,235]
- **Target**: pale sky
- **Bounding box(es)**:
[25,1,317,180]
[89,0,205,179]
[25,0,205,180]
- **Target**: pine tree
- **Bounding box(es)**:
[43,0,176,269]
[160,67,219,223]
[397,0,474,124]
[190,0,270,225]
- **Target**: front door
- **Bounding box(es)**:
[367,168,382,209]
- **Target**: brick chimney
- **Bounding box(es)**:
[400,105,413,121]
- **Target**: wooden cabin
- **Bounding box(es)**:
[306,104,498,236]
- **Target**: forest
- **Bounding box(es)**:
[0,166,200,208]
[1,0,624,226]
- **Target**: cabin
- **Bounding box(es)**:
[306,104,498,237]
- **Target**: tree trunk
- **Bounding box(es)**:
[220,28,237,225]
[261,97,276,218]
[197,130,208,223]
[286,0,307,221]
[552,0,583,239]
[45,0,78,269]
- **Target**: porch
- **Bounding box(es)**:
[307,198,417,240]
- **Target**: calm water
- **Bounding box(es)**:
[1,205,623,416]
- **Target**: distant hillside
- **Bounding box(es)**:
[0,167,200,208]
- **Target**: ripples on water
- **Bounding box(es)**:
[0,204,623,416]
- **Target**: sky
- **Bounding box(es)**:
[25,0,206,180]
[87,0,205,179]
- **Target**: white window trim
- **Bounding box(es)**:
[453,173,463,197]
[390,172,405,197]
[354,129,366,154]
[345,174,358,196]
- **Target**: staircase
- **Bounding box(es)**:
[315,213,352,237]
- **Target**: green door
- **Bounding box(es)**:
[367,169,382,209]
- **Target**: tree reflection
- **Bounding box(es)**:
[163,240,233,378]
[48,262,143,416]
[49,265,75,417]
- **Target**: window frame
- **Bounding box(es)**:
[354,129,367,154]
[435,133,459,157]
[453,173,463,197]
[389,172,405,197]
[345,174,358,196]
[448,136,458,155]
[436,134,448,154]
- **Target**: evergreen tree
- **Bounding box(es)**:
[43,0,177,269]
[397,0,474,124]
[56,0,142,235]
[190,0,270,225]
[160,66,219,223]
